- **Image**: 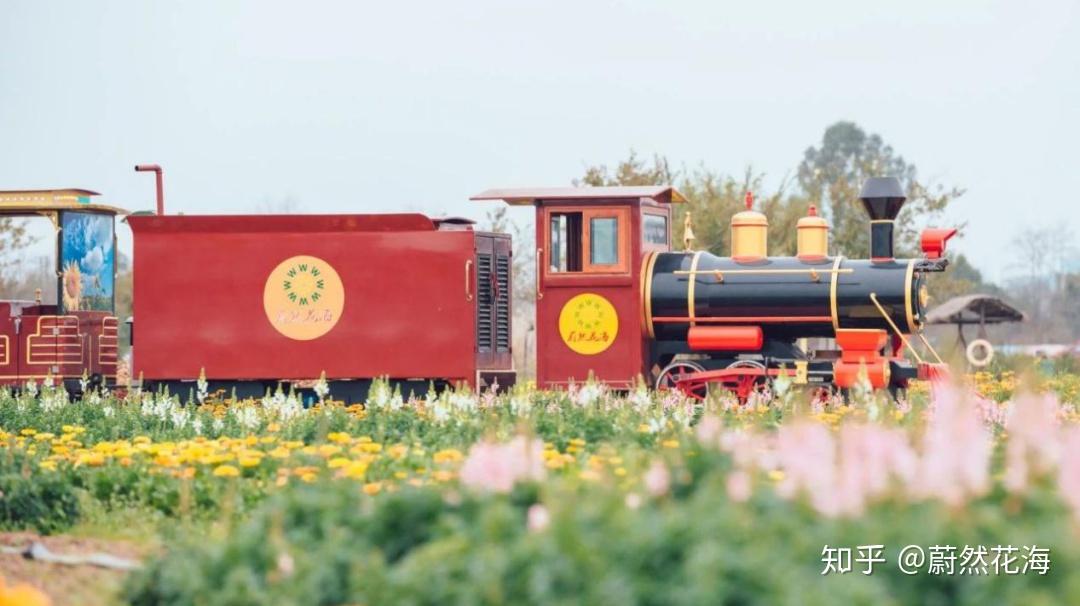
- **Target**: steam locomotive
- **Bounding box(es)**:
[0,168,954,401]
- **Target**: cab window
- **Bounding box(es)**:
[643,213,668,247]
[547,207,629,274]
[589,217,618,265]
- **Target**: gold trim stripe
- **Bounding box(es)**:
[686,251,704,327]
[829,256,843,331]
[27,316,83,366]
[641,251,659,339]
[0,335,8,366]
[904,258,918,334]
[98,316,119,366]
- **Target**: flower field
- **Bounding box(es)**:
[3,372,1080,605]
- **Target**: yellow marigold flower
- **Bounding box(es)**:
[77,452,106,467]
[327,432,351,444]
[300,472,317,483]
[362,482,382,495]
[768,469,785,482]
[213,464,240,478]
[179,467,196,480]
[119,457,133,467]
[637,424,651,433]
[301,446,318,456]
[394,471,408,480]
[388,444,408,459]
[433,470,455,482]
[614,467,627,477]
[39,460,57,471]
[269,447,291,460]
[339,462,369,479]
[327,457,351,469]
[569,438,586,446]
[356,435,373,443]
[545,458,564,470]
[433,449,464,464]
[0,576,52,606]
[661,439,680,449]
[358,443,382,454]
[133,436,151,445]
[238,456,262,468]
[317,444,342,458]
[33,432,55,441]
[20,429,37,436]
[267,423,282,433]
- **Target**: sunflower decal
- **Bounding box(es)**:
[263,255,345,341]
[282,263,325,306]
[558,293,619,355]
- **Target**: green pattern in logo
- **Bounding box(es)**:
[282,263,324,306]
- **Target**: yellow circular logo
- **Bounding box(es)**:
[558,293,619,355]
[263,255,345,341]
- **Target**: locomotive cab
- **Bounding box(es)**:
[0,190,124,393]
[472,187,685,389]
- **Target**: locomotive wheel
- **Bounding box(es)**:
[724,360,771,403]
[656,360,707,397]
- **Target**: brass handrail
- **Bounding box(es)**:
[465,259,473,302]
[868,292,924,364]
[674,267,853,283]
[916,332,945,365]
[535,248,544,300]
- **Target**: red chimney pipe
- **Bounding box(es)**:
[134,164,164,215]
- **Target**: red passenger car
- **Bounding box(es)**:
[0,190,122,392]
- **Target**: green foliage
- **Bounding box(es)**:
[578,122,965,262]
[0,447,80,534]
[123,455,1080,606]
[796,121,963,258]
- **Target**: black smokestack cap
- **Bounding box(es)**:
[859,177,906,261]
[859,176,906,221]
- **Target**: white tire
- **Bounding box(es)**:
[966,339,994,368]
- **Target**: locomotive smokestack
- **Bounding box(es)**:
[859,176,906,262]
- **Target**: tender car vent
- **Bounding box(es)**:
[476,253,493,352]
[495,254,511,352]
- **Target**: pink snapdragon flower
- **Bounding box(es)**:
[644,460,671,497]
[916,383,991,506]
[1004,392,1062,492]
[459,436,546,494]
[1057,427,1080,520]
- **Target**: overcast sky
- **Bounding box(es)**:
[2,0,1077,282]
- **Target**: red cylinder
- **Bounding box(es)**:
[687,326,763,351]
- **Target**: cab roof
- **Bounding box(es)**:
[470,186,687,206]
[0,189,128,215]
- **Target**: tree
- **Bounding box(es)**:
[796,122,964,258]
[576,151,800,256]
[0,218,34,292]
[924,252,1000,304]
